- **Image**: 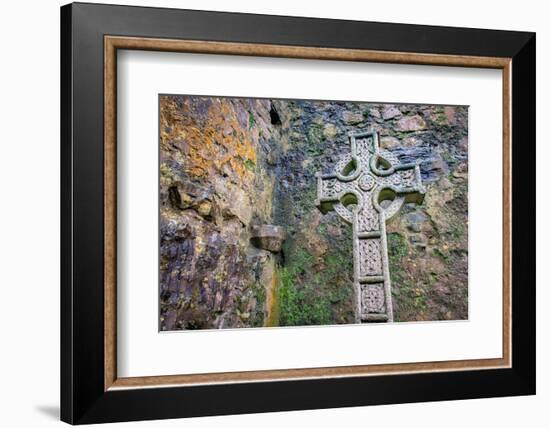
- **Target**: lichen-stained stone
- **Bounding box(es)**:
[380,136,400,150]
[402,136,423,148]
[396,114,427,131]
[368,108,382,121]
[251,225,287,253]
[382,105,402,120]
[342,111,364,125]
[323,123,339,139]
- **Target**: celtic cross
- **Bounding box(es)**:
[315,131,425,322]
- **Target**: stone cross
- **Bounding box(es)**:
[315,131,425,322]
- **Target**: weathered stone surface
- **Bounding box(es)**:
[380,136,400,150]
[402,136,423,147]
[369,108,381,121]
[409,234,427,249]
[458,137,468,152]
[405,211,429,233]
[323,123,338,139]
[444,106,457,125]
[396,115,427,131]
[342,111,364,125]
[382,105,402,120]
[251,225,286,253]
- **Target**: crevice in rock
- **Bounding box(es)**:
[269,103,282,125]
[168,185,182,209]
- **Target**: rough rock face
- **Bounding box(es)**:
[160,95,468,330]
[159,96,280,330]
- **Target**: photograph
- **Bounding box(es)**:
[159,95,469,330]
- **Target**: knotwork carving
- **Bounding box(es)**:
[315,130,425,322]
[361,283,386,314]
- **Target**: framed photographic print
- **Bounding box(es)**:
[60,2,535,424]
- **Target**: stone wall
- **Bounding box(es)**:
[160,95,468,330]
[273,100,468,323]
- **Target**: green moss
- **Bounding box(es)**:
[441,150,454,165]
[435,113,447,126]
[248,112,256,129]
[295,184,317,213]
[244,158,256,171]
[392,278,429,321]
[450,223,464,240]
[413,293,428,311]
[305,125,324,156]
[323,250,354,306]
[433,107,447,126]
[278,232,354,326]
[433,248,449,261]
[391,130,409,140]
[278,248,331,326]
[307,124,323,144]
[387,233,428,321]
[388,233,408,261]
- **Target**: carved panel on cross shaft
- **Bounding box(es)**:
[361,283,386,314]
[320,177,343,199]
[357,198,379,232]
[377,168,415,188]
[355,136,374,161]
[358,239,383,276]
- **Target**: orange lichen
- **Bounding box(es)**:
[160,96,257,182]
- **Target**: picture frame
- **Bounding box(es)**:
[60,2,535,424]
